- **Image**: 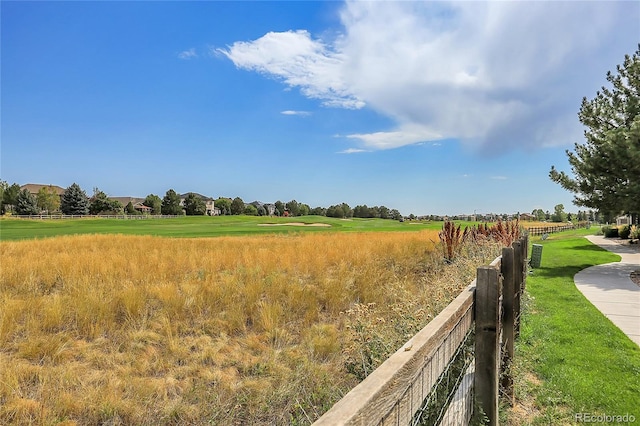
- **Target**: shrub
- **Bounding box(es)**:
[618,225,631,239]
[602,226,619,238]
[439,221,466,262]
[631,225,640,240]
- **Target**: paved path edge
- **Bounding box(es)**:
[573,235,640,347]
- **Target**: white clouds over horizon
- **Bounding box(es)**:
[220,1,637,153]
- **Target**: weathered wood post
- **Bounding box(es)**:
[500,247,515,406]
[475,266,501,425]
[512,240,523,339]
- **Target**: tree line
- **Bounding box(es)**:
[0,182,403,220]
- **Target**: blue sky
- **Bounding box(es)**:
[2,1,638,216]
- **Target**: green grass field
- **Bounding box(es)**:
[0,215,461,240]
[507,228,640,424]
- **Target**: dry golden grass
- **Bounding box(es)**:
[0,231,499,425]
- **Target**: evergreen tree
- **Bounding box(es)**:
[15,189,39,215]
[230,197,245,215]
[125,201,136,215]
[161,189,182,215]
[285,199,300,216]
[1,182,21,214]
[61,183,89,215]
[274,200,285,216]
[88,188,122,215]
[550,46,640,217]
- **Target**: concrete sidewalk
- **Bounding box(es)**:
[574,235,640,346]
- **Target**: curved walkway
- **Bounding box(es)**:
[574,235,640,346]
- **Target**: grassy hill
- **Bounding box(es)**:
[0,215,454,240]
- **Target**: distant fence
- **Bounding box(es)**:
[313,237,528,426]
[525,222,589,236]
[10,215,180,220]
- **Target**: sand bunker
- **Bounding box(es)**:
[258,222,331,227]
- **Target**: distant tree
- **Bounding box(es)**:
[353,205,369,218]
[161,189,183,215]
[390,209,402,221]
[340,203,353,218]
[184,193,207,215]
[90,188,121,215]
[299,203,310,216]
[326,204,345,218]
[231,197,245,215]
[545,210,551,221]
[122,201,133,214]
[310,206,326,216]
[0,181,6,214]
[550,47,640,218]
[274,200,285,216]
[15,189,39,215]
[36,185,61,214]
[143,194,162,215]
[286,200,300,217]
[61,183,89,215]
[532,208,546,221]
[379,206,390,219]
[370,206,381,218]
[215,198,232,215]
[257,205,266,216]
[2,182,21,214]
[551,204,566,223]
[244,204,258,215]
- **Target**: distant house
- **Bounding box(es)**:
[264,204,276,216]
[519,213,536,221]
[111,197,152,214]
[616,215,632,226]
[250,201,276,216]
[21,183,65,198]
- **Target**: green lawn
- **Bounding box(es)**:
[0,215,460,241]
[508,229,640,424]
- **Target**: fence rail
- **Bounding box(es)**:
[525,223,583,236]
[9,214,181,220]
[314,236,528,426]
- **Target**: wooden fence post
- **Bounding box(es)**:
[475,266,501,425]
[500,247,515,406]
[512,240,523,339]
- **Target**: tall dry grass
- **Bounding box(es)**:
[0,231,499,425]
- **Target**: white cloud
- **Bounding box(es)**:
[281,110,311,116]
[220,1,638,151]
[345,123,442,150]
[338,148,368,154]
[178,48,198,60]
[218,30,364,109]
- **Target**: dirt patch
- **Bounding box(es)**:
[257,222,331,227]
